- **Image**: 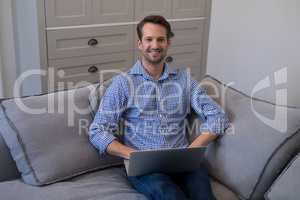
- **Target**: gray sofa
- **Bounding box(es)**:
[0,75,299,200]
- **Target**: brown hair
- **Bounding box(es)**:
[137,15,174,41]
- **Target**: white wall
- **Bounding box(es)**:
[14,0,43,96]
[0,53,4,98]
[207,0,300,107]
[0,0,44,98]
[0,27,3,98]
[0,0,18,98]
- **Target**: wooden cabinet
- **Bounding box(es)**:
[14,0,211,94]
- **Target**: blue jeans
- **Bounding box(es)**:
[127,166,216,200]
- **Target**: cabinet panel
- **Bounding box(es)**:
[48,52,133,91]
[172,0,207,18]
[135,0,172,21]
[167,45,203,80]
[92,0,134,24]
[45,0,92,27]
[47,25,134,59]
[170,20,205,47]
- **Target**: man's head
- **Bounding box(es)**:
[137,15,174,65]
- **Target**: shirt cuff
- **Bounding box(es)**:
[90,131,116,155]
[199,114,229,135]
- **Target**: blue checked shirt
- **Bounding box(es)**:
[89,60,229,154]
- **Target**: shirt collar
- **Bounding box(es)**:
[128,60,177,81]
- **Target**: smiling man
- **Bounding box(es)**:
[89,15,229,200]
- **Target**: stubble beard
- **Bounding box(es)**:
[143,49,167,65]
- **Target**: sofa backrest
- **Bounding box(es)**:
[200,76,300,200]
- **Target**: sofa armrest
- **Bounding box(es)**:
[265,153,300,200]
[0,132,20,182]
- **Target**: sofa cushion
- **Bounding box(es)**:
[198,76,300,199]
[0,165,236,200]
[211,179,240,200]
[0,85,123,186]
[265,153,300,200]
[0,167,147,200]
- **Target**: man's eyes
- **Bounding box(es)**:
[144,38,166,42]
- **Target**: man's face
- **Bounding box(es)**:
[138,23,170,65]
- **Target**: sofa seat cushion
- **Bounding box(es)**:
[0,166,239,200]
[211,180,240,200]
[0,167,147,200]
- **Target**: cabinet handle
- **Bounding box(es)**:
[165,56,173,63]
[88,38,98,46]
[88,66,98,73]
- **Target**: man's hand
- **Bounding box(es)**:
[107,140,136,159]
[189,132,218,148]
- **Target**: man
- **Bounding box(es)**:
[89,15,228,200]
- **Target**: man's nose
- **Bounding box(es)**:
[151,40,159,48]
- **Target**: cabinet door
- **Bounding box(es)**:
[135,0,172,21]
[45,0,93,27]
[92,0,134,24]
[172,0,207,18]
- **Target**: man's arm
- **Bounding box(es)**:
[189,78,229,146]
[107,140,136,159]
[89,75,134,157]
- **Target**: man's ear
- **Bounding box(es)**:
[167,39,171,47]
[137,39,142,50]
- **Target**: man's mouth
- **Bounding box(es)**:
[148,49,162,57]
[148,49,162,53]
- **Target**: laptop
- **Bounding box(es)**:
[124,147,206,177]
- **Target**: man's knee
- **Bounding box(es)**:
[129,173,188,200]
[143,173,178,191]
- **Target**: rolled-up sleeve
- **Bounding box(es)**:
[89,76,128,154]
[190,79,229,135]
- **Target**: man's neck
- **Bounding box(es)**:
[141,58,164,80]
